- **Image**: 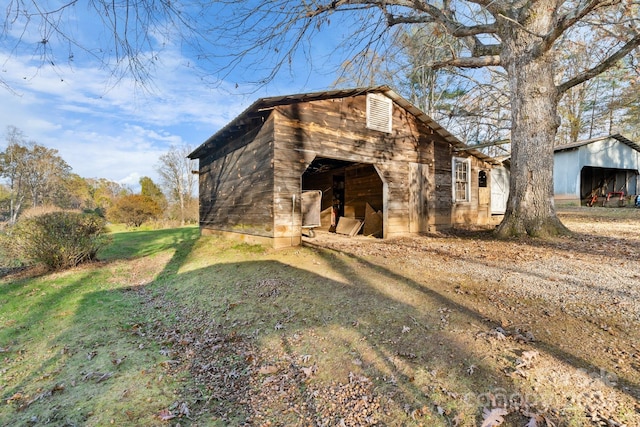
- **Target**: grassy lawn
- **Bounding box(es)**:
[1,213,639,426]
[0,226,201,426]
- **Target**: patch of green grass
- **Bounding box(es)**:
[146,241,491,425]
[99,225,199,260]
[558,205,640,220]
[0,227,200,426]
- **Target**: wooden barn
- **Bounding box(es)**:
[188,86,499,248]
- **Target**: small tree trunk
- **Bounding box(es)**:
[10,198,19,224]
[179,191,185,227]
[496,15,570,238]
[31,188,39,208]
[9,191,23,224]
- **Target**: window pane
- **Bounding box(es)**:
[454,159,469,202]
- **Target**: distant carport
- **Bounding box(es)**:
[553,134,640,205]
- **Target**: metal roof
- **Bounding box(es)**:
[188,85,500,165]
[554,133,640,153]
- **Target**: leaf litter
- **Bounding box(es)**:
[99,208,640,426]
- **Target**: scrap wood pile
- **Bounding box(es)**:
[334,203,382,238]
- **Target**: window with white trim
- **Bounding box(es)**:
[452,157,471,202]
[366,93,393,133]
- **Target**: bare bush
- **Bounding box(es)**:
[8,211,110,270]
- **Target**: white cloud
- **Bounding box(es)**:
[0,49,249,185]
[1,8,343,192]
[118,172,143,188]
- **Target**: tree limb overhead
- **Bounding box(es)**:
[431,55,502,69]
[557,32,640,95]
[541,0,622,53]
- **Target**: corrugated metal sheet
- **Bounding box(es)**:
[554,134,640,153]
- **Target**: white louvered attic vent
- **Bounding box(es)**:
[366,93,393,133]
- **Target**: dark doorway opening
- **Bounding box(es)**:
[581,166,639,205]
[302,157,384,237]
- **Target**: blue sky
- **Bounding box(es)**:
[0,3,348,189]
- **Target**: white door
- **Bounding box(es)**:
[491,167,509,215]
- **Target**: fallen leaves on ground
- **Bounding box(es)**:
[129,209,640,426]
[481,407,508,427]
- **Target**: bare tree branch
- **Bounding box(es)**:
[541,0,622,53]
[557,32,640,94]
[432,55,502,69]
[306,0,498,37]
[384,12,497,37]
[472,42,501,57]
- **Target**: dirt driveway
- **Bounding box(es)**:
[299,206,640,425]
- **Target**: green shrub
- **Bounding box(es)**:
[83,207,105,218]
[9,211,110,270]
[0,229,21,269]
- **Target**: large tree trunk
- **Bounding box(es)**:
[495,8,570,238]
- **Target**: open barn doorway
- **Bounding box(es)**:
[581,166,639,206]
[301,157,384,238]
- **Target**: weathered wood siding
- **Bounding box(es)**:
[195,90,493,247]
[409,162,431,233]
[345,164,383,217]
[272,95,444,238]
[450,154,493,226]
[432,139,455,228]
[198,118,275,237]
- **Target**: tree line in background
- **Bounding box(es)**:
[340,23,640,158]
[0,125,198,228]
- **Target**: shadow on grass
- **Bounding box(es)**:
[136,259,509,425]
[98,226,200,261]
[3,227,638,426]
[0,227,201,345]
[0,227,202,426]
